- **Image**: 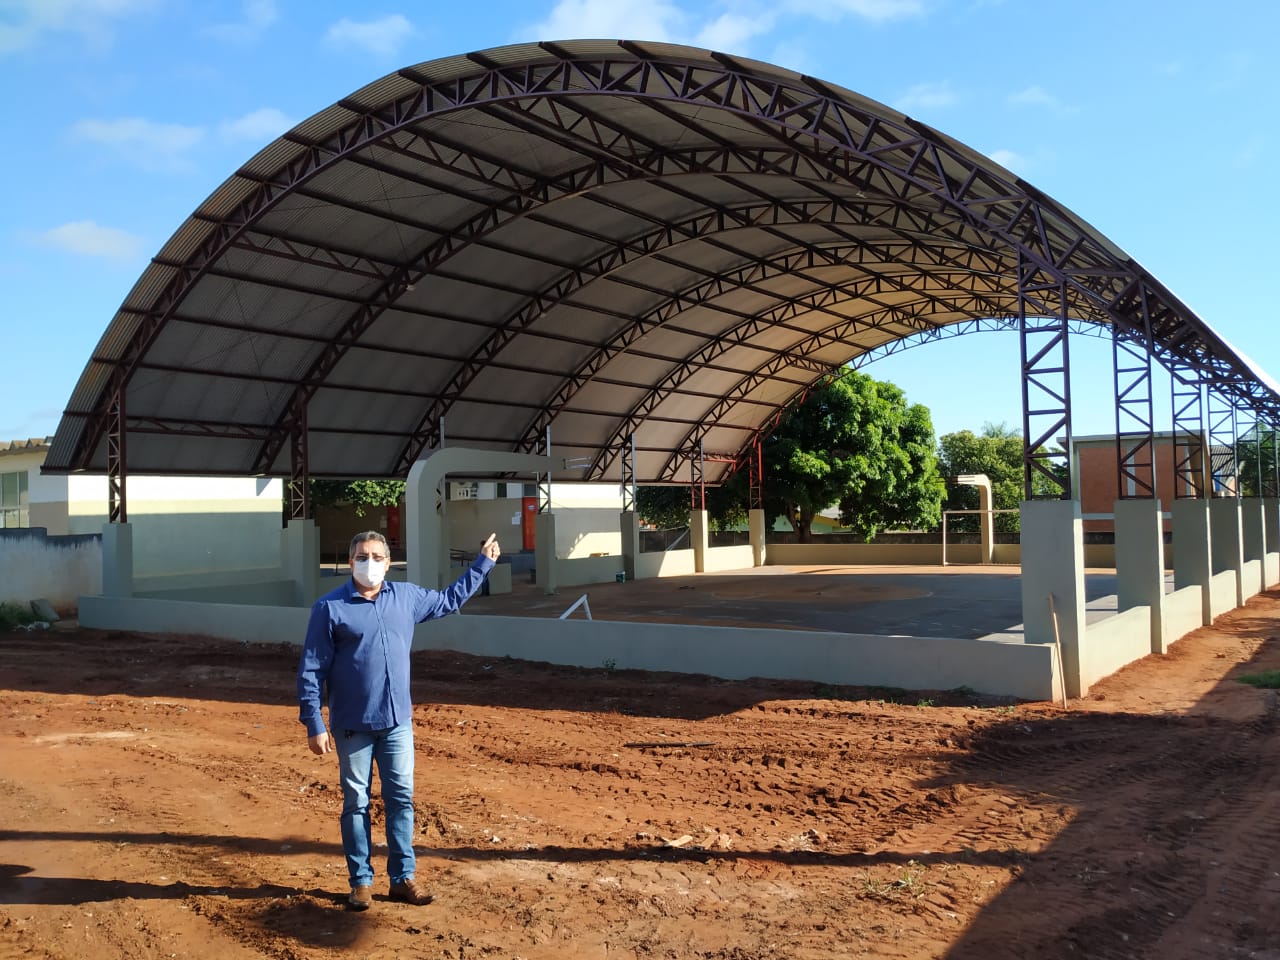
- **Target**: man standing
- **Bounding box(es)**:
[298,529,500,910]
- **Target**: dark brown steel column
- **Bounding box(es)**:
[287,394,309,521]
[1170,363,1206,499]
[1017,252,1072,501]
[106,367,127,524]
[1112,307,1156,500]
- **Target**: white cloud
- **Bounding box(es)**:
[1007,85,1075,113]
[696,12,776,52]
[786,0,924,22]
[71,117,205,172]
[37,220,144,261]
[893,81,956,114]
[324,14,415,58]
[986,148,1025,175]
[518,0,921,56]
[219,107,294,143]
[0,0,158,55]
[204,0,279,44]
[518,0,690,43]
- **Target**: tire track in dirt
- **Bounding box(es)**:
[941,694,1280,958]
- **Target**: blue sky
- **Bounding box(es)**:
[2,0,1278,448]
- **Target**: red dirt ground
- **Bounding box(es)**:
[2,585,1280,959]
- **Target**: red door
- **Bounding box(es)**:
[521,497,537,551]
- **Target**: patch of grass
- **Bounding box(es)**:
[915,698,935,708]
[1238,670,1280,689]
[862,860,931,902]
[0,601,37,631]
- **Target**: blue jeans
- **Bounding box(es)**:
[335,722,416,888]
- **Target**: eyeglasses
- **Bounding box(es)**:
[354,554,388,563]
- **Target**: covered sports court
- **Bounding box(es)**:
[44,40,1280,700]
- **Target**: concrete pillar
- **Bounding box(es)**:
[406,446,552,589]
[749,508,766,567]
[1265,498,1280,587]
[535,512,558,595]
[101,522,134,597]
[1242,499,1267,595]
[1209,497,1245,606]
[977,483,994,564]
[1172,498,1212,625]
[281,518,320,606]
[691,509,709,573]
[619,510,640,581]
[1114,498,1167,654]
[1019,499,1085,698]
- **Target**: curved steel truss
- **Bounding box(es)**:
[45,39,1280,493]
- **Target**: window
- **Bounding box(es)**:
[1,470,29,528]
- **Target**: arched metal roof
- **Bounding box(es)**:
[45,39,1280,486]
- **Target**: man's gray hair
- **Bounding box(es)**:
[348,530,389,558]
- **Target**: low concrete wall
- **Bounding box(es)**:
[81,594,309,642]
[1267,552,1280,589]
[636,549,697,579]
[1081,606,1152,690]
[1164,584,1205,640]
[0,528,101,612]
[992,544,1021,565]
[77,595,1058,701]
[701,544,755,572]
[1209,570,1238,619]
[424,615,1057,701]
[557,554,626,586]
[133,579,298,606]
[1240,558,1263,599]
[766,543,946,566]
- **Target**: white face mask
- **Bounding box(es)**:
[352,558,386,589]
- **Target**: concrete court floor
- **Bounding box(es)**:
[459,563,1151,641]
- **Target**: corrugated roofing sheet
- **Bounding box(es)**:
[43,39,1280,488]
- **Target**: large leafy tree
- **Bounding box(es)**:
[936,422,1025,533]
[636,481,748,532]
[936,422,1069,532]
[766,370,943,541]
[634,369,945,541]
[308,478,406,518]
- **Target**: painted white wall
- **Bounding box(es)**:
[0,529,101,612]
[64,474,284,578]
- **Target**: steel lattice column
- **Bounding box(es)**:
[748,435,763,511]
[106,367,127,523]
[1171,364,1206,499]
[538,426,551,514]
[1112,319,1155,500]
[1018,253,1072,501]
[689,439,706,513]
[287,394,309,521]
[1206,391,1238,498]
[622,434,636,513]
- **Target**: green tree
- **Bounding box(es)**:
[936,423,1025,533]
[636,486,691,529]
[308,478,406,518]
[765,370,944,542]
[636,480,748,532]
[1236,426,1280,497]
[640,370,943,542]
[936,422,1068,532]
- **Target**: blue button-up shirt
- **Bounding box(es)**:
[297,557,493,737]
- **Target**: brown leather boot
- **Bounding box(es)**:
[347,885,373,910]
[388,877,433,905]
